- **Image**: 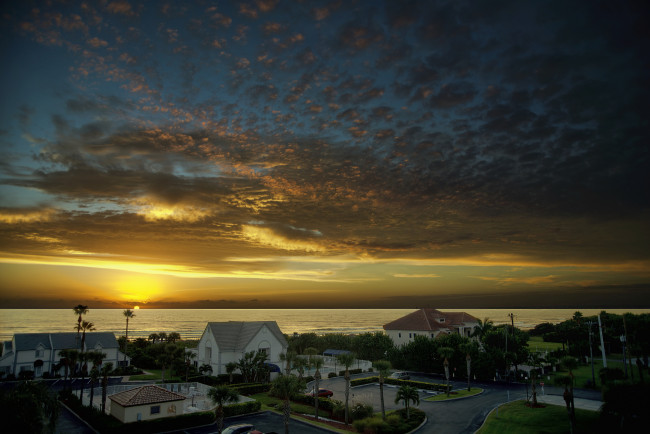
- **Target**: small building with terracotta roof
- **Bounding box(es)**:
[109,385,186,423]
[383,309,479,346]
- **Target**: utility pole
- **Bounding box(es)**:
[623,315,634,380]
[587,321,595,386]
[598,314,607,368]
[508,313,515,335]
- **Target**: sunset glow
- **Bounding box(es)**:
[0,0,648,309]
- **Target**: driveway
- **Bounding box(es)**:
[172,411,333,434]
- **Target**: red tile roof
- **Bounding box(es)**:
[383,309,478,331]
[109,385,186,407]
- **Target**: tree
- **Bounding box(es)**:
[199,363,213,376]
[89,366,100,409]
[472,317,494,341]
[0,380,60,433]
[373,360,391,420]
[184,350,196,382]
[560,356,578,433]
[237,350,268,383]
[208,385,239,434]
[79,320,95,352]
[167,332,181,343]
[528,352,545,407]
[337,352,356,424]
[271,375,305,434]
[310,355,325,420]
[73,304,89,344]
[395,385,419,420]
[149,333,159,344]
[86,350,105,409]
[279,351,296,375]
[226,362,237,383]
[157,344,182,383]
[100,362,114,413]
[460,342,474,392]
[437,346,454,397]
[294,357,309,382]
[122,309,135,362]
[59,348,77,391]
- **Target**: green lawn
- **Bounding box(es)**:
[477,400,601,434]
[249,393,317,415]
[128,369,182,382]
[527,336,564,352]
[424,387,483,401]
[546,359,625,388]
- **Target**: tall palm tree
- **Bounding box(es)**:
[310,356,325,420]
[373,360,391,420]
[395,385,419,420]
[78,352,90,401]
[294,357,308,382]
[208,386,240,434]
[100,362,113,413]
[73,304,89,345]
[87,351,105,408]
[184,351,197,382]
[304,347,318,376]
[528,352,545,406]
[167,332,181,343]
[122,309,135,363]
[279,351,296,375]
[336,352,356,425]
[225,362,237,384]
[561,356,578,433]
[79,320,95,352]
[460,342,474,392]
[148,333,159,344]
[58,348,75,391]
[270,374,305,434]
[437,346,454,397]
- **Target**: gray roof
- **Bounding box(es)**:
[206,321,287,352]
[11,332,119,351]
[14,333,52,351]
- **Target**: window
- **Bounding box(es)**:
[35,349,42,357]
[150,405,160,415]
[398,333,401,338]
[409,333,412,338]
[206,346,212,363]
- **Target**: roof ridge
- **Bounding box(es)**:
[421,308,432,330]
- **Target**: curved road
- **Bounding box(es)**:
[313,373,600,433]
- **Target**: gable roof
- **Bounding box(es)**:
[383,309,478,331]
[14,333,52,351]
[109,385,186,407]
[205,321,287,352]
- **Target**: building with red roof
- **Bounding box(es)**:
[383,308,479,346]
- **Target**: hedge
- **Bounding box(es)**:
[338,368,363,376]
[232,383,272,395]
[350,376,449,392]
[291,394,335,412]
[223,400,262,417]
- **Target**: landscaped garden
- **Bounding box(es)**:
[424,387,483,401]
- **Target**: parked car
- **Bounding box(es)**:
[307,388,334,398]
[222,424,255,434]
[390,371,410,380]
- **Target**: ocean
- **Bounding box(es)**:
[1,308,648,342]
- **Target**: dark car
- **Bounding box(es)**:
[307,388,334,398]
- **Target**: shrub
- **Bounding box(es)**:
[232,383,271,395]
[339,368,363,376]
[351,402,374,421]
[353,416,386,433]
[223,400,261,417]
[292,394,335,412]
[328,372,337,378]
[351,376,378,387]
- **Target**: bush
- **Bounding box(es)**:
[232,383,271,395]
[351,402,374,421]
[328,372,337,378]
[351,376,378,387]
[18,370,34,380]
[353,416,386,433]
[223,400,261,417]
[339,368,363,376]
[292,394,335,412]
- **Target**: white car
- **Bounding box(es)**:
[222,424,255,434]
[390,371,410,380]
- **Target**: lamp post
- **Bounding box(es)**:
[587,321,595,386]
[620,335,628,378]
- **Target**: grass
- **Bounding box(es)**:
[527,336,564,352]
[424,387,483,401]
[128,369,182,382]
[250,393,317,415]
[477,400,602,434]
[545,359,625,389]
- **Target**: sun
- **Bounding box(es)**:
[134,306,140,310]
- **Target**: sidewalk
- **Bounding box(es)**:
[536,395,602,411]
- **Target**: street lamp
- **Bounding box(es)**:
[620,335,628,378]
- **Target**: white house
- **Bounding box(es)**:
[383,308,479,346]
[0,332,128,378]
[109,385,186,423]
[196,321,288,376]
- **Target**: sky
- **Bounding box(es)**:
[0,0,649,309]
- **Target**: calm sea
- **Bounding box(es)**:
[0,308,648,342]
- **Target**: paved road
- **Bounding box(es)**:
[313,372,602,434]
[172,411,333,434]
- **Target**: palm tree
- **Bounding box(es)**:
[271,374,305,434]
[561,356,578,433]
[460,342,474,392]
[89,366,100,409]
[279,351,296,375]
[294,357,308,382]
[310,355,325,420]
[184,350,197,382]
[157,344,179,383]
[58,348,75,391]
[208,385,240,434]
[528,352,545,406]
[304,347,318,376]
[437,346,454,397]
[472,317,494,341]
[87,351,105,408]
[100,362,113,413]
[73,304,89,345]
[373,360,391,420]
[79,320,95,352]
[336,352,356,425]
[395,385,419,420]
[122,309,135,362]
[78,352,90,400]
[225,362,237,384]
[148,333,159,344]
[167,332,181,343]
